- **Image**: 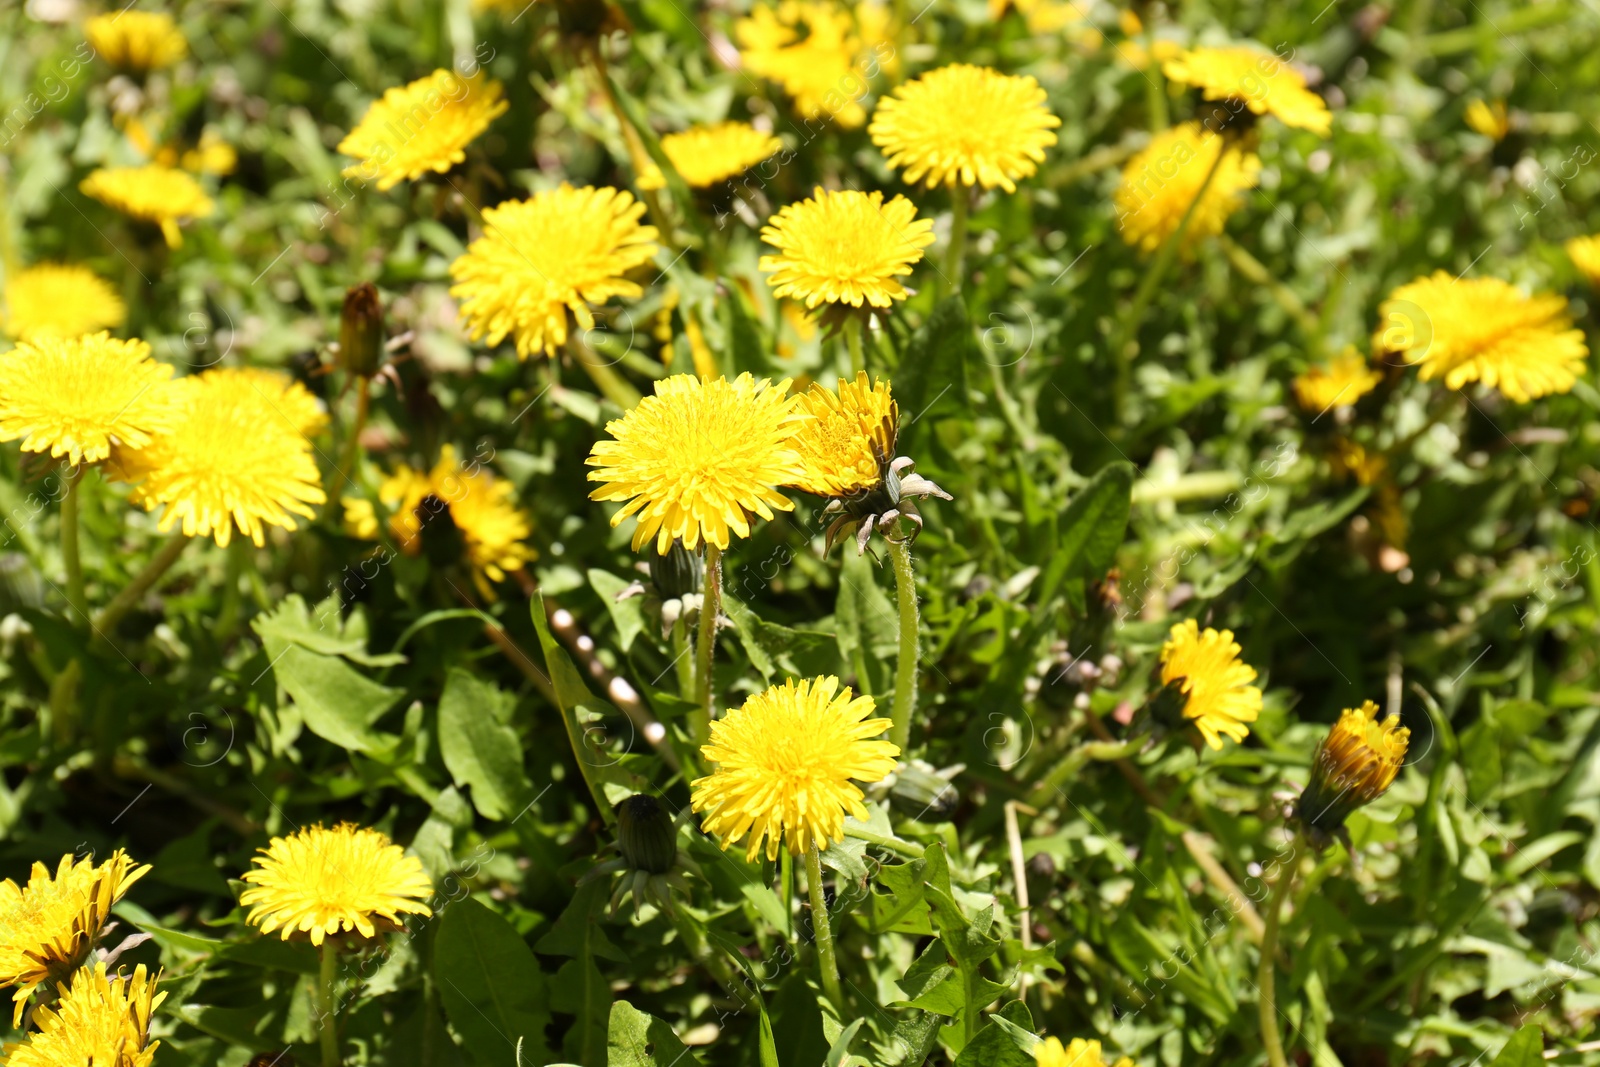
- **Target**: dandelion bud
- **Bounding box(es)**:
[338,282,385,379]
[614,794,676,875]
[1293,700,1409,848]
[648,539,703,599]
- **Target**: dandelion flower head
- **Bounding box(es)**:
[0,333,174,466]
[84,11,187,72]
[1114,121,1260,256]
[5,963,164,1067]
[760,188,935,309]
[240,823,433,945]
[1292,347,1382,413]
[1160,618,1262,750]
[2,264,126,342]
[338,69,509,192]
[79,165,214,248]
[790,372,897,497]
[1163,45,1332,136]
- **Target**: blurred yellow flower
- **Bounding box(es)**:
[79,165,214,248]
[586,373,802,554]
[691,676,899,862]
[1163,45,1332,136]
[240,824,433,945]
[791,372,897,496]
[1114,121,1260,255]
[1331,438,1386,487]
[869,63,1060,192]
[990,0,1094,36]
[0,850,150,1026]
[642,122,783,190]
[1160,618,1262,750]
[449,184,659,359]
[759,188,935,309]
[1292,347,1382,413]
[84,10,187,72]
[6,963,164,1067]
[1464,99,1509,142]
[1565,235,1600,288]
[2,263,126,341]
[736,2,876,128]
[0,332,174,465]
[1034,1037,1134,1067]
[229,367,328,438]
[1378,271,1588,403]
[182,130,238,176]
[338,69,508,192]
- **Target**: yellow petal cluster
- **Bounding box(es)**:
[1565,235,1600,289]
[587,374,804,554]
[790,372,897,497]
[736,2,876,128]
[1162,45,1332,136]
[1114,121,1260,255]
[369,445,536,586]
[1464,99,1509,142]
[1377,271,1588,403]
[6,963,164,1067]
[1292,347,1382,413]
[760,188,935,309]
[449,184,659,359]
[338,69,509,192]
[240,824,433,945]
[643,122,784,190]
[0,333,175,465]
[2,264,126,342]
[79,165,215,248]
[1160,619,1262,750]
[84,11,187,72]
[691,676,900,862]
[870,63,1060,192]
[1297,700,1410,835]
[1035,1037,1135,1067]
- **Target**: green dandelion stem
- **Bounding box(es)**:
[888,538,919,753]
[1109,145,1228,425]
[671,614,695,702]
[1145,35,1169,131]
[60,466,86,627]
[569,334,643,410]
[804,845,845,1013]
[318,940,341,1067]
[944,187,969,295]
[691,543,722,748]
[93,535,191,641]
[336,375,372,487]
[845,316,866,377]
[1258,833,1302,1067]
[1217,236,1323,355]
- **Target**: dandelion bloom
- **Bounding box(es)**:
[1464,99,1509,141]
[0,333,175,466]
[6,963,164,1067]
[226,367,328,438]
[2,264,126,341]
[1163,45,1331,136]
[1292,347,1382,413]
[1114,121,1260,255]
[0,850,150,1026]
[760,188,935,309]
[1294,700,1409,845]
[449,184,659,359]
[79,165,214,248]
[338,70,509,192]
[869,64,1060,192]
[1160,619,1262,750]
[84,11,187,72]
[1035,1037,1134,1067]
[587,373,803,554]
[691,676,900,862]
[1377,271,1588,403]
[641,122,783,190]
[112,367,326,547]
[736,2,872,127]
[240,824,432,945]
[1566,235,1600,289]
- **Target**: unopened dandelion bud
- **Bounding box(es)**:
[338,282,385,379]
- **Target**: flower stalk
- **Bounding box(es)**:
[844,316,866,377]
[568,333,643,410]
[60,466,86,625]
[944,187,969,295]
[93,535,190,639]
[1258,833,1302,1067]
[318,940,341,1067]
[804,845,845,1013]
[691,544,723,747]
[888,537,919,752]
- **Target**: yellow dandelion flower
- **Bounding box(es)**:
[113,367,326,548]
[791,372,897,497]
[240,823,433,945]
[656,122,784,189]
[1294,700,1408,844]
[759,188,935,309]
[1163,45,1332,136]
[990,0,1094,35]
[1377,271,1588,403]
[1035,1037,1135,1067]
[736,2,872,128]
[0,333,175,466]
[1292,347,1382,413]
[691,676,900,862]
[2,264,126,342]
[343,496,380,540]
[338,70,508,192]
[1565,235,1600,289]
[1464,99,1509,142]
[1114,121,1260,255]
[6,963,164,1067]
[587,373,803,554]
[0,850,150,1026]
[370,445,535,587]
[869,64,1060,192]
[228,367,328,438]
[1331,439,1386,487]
[449,184,659,359]
[79,165,214,249]
[181,131,237,176]
[84,11,187,72]
[1159,619,1262,750]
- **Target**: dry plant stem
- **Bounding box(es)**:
[1181,830,1266,944]
[804,845,845,1013]
[1004,802,1034,997]
[318,940,341,1067]
[93,535,190,638]
[888,538,919,753]
[944,187,969,295]
[692,544,723,747]
[1259,834,1302,1067]
[568,334,643,410]
[61,466,85,625]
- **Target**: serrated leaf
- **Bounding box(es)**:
[254,635,402,755]
[438,668,532,821]
[588,568,647,653]
[434,898,552,1067]
[1033,461,1134,623]
[953,1015,1041,1067]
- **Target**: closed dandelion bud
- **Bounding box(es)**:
[615,794,676,875]
[415,493,465,571]
[888,762,961,822]
[648,539,703,599]
[1293,700,1409,849]
[339,283,385,379]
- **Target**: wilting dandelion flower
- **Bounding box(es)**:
[1377,272,1588,403]
[1565,235,1600,289]
[449,184,659,359]
[691,676,900,862]
[1160,619,1262,750]
[0,850,150,1026]
[1293,700,1409,848]
[240,824,433,945]
[111,368,326,547]
[736,2,874,127]
[1114,121,1260,255]
[586,374,803,554]
[639,122,784,190]
[1464,99,1510,141]
[760,188,935,309]
[338,70,509,192]
[2,264,126,341]
[79,165,214,248]
[0,333,174,466]
[1292,347,1382,413]
[1163,45,1332,136]
[869,64,1060,192]
[84,11,187,72]
[1034,1037,1135,1067]
[5,963,164,1067]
